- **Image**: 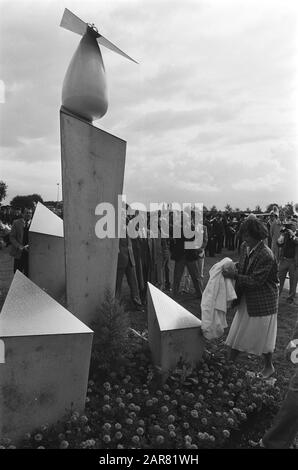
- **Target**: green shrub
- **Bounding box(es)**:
[90,290,131,373]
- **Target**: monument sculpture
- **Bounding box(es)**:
[60,8,136,324]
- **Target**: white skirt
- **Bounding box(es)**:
[225,295,277,355]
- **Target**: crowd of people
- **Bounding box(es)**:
[114,207,298,309]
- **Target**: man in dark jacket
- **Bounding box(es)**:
[277,221,298,304]
[9,207,32,275]
[170,214,202,299]
[115,216,143,311]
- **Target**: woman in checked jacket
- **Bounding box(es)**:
[222,216,279,379]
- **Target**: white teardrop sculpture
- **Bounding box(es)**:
[62,30,108,122]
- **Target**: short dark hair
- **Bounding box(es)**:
[240,217,268,241]
[23,207,32,214]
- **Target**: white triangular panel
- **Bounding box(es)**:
[148,282,201,331]
[29,202,64,238]
[0,271,92,338]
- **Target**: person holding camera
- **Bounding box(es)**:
[277,221,298,304]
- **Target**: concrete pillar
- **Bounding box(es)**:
[147,282,204,379]
[29,202,65,302]
[60,109,126,325]
[0,271,93,443]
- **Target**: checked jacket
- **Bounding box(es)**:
[235,240,279,317]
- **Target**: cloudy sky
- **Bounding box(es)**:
[0,0,298,210]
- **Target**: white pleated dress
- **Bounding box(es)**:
[225,295,277,355]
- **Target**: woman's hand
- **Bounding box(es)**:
[222,265,237,279]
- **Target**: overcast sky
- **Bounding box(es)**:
[0,0,298,210]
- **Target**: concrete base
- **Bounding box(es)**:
[0,271,93,443]
[60,109,126,325]
[147,283,204,379]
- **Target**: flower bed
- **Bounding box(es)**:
[1,333,283,449]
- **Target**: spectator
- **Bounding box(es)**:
[222,217,279,379]
[205,216,216,257]
[9,207,33,276]
[226,217,237,251]
[270,212,281,260]
[11,207,22,223]
[277,221,298,304]
[235,214,246,254]
[115,212,143,311]
[214,213,225,254]
[196,221,208,294]
[170,213,202,299]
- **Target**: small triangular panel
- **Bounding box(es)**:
[0,271,92,338]
[29,202,64,238]
[60,8,88,36]
[148,282,201,332]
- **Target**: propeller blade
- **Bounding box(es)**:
[97,34,138,64]
[60,8,87,36]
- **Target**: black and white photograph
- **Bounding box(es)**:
[0,0,298,455]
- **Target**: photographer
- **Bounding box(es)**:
[277,221,298,304]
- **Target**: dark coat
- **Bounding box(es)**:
[9,218,25,259]
[117,235,135,269]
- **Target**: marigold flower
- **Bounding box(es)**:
[102,422,112,431]
[103,434,111,444]
[102,404,111,413]
[132,435,140,445]
[103,382,111,391]
[156,435,164,444]
[60,440,69,449]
